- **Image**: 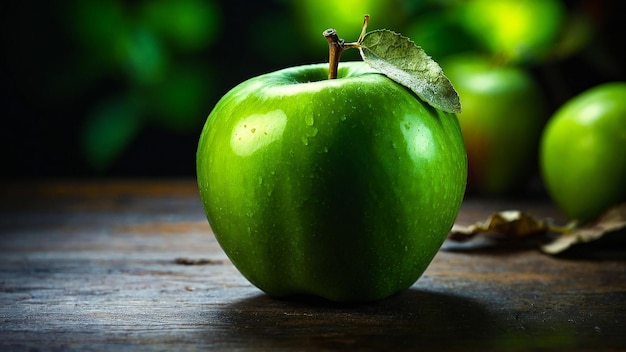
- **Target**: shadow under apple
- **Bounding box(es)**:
[204,288,497,350]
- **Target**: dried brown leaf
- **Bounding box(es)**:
[449,210,551,242]
[448,203,626,255]
[541,203,626,254]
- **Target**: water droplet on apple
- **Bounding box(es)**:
[305,115,315,126]
[251,128,257,133]
[301,136,309,146]
[340,115,347,122]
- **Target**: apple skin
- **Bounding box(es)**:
[540,82,626,223]
[441,55,546,195]
[196,62,467,302]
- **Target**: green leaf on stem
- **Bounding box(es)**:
[359,29,461,114]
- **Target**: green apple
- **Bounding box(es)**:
[540,82,626,223]
[458,0,564,63]
[441,54,546,195]
[196,62,467,302]
[292,0,405,57]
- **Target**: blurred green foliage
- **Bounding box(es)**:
[68,0,220,171]
[2,0,624,177]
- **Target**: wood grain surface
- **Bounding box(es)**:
[1,180,625,351]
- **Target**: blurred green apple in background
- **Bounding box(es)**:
[442,54,546,195]
[540,82,626,223]
[458,0,564,63]
[292,0,405,59]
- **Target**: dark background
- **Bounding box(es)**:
[2,0,625,180]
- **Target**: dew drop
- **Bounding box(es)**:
[305,115,315,126]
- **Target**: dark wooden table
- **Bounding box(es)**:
[1,180,625,351]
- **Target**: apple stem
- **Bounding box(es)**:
[323,15,370,80]
[355,14,369,44]
[323,29,344,80]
